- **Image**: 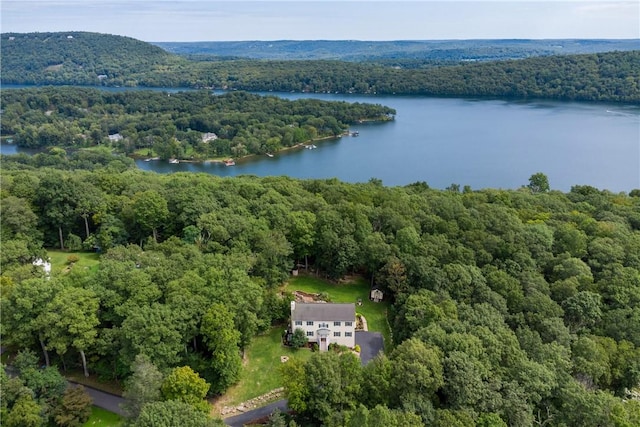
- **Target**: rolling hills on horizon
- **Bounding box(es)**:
[153,38,640,62]
[2,32,638,103]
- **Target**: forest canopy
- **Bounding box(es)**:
[0,87,395,159]
[2,152,640,425]
[2,32,639,103]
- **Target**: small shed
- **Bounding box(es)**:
[370,287,384,303]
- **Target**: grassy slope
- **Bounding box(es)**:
[214,327,313,410]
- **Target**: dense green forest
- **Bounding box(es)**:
[0,87,395,159]
[1,150,640,426]
[2,32,639,103]
[1,32,179,87]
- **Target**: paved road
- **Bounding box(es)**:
[224,399,288,427]
[355,331,384,365]
[80,382,290,424]
[2,346,285,425]
[69,381,126,416]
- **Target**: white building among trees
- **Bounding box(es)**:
[290,301,356,351]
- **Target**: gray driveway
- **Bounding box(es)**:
[355,331,384,365]
[68,381,126,416]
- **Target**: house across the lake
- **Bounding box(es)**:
[290,301,356,351]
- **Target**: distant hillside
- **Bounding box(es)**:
[1,31,181,86]
[2,32,639,103]
[153,39,640,62]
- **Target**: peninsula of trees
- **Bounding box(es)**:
[2,32,639,103]
[0,87,395,159]
[2,150,640,425]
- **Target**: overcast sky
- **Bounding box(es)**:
[2,1,638,42]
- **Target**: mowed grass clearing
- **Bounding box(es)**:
[83,406,123,427]
[284,275,392,348]
[47,250,101,276]
[215,326,313,411]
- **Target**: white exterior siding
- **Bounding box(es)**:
[290,302,356,349]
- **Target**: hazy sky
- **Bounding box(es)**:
[2,1,639,42]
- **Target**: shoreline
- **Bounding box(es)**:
[134,132,350,164]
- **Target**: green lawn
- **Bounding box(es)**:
[83,406,123,427]
[47,250,101,276]
[284,275,392,349]
[221,327,313,407]
[132,147,157,158]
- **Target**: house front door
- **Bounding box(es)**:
[320,337,328,352]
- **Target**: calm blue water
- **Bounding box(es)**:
[2,89,639,191]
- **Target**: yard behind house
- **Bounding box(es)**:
[284,275,392,348]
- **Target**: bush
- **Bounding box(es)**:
[354,345,361,353]
[290,328,308,349]
[53,385,93,427]
[66,233,82,251]
[318,292,331,302]
[66,254,80,265]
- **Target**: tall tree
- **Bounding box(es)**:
[42,285,99,377]
[527,173,550,193]
[131,190,169,242]
[3,278,62,366]
[300,352,362,423]
[200,303,242,394]
[121,354,164,420]
[161,366,211,413]
[390,338,444,404]
[34,172,80,249]
[120,303,183,370]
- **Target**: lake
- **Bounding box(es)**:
[2,90,639,192]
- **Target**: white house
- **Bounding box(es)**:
[290,301,356,351]
[202,132,218,143]
[108,133,123,142]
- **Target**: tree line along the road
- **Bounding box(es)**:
[1,150,640,426]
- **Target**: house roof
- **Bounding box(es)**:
[292,302,355,322]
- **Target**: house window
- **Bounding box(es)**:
[345,321,353,327]
[306,321,314,326]
[334,321,341,326]
[306,331,314,337]
[294,321,302,326]
[345,332,352,337]
[319,323,329,328]
[334,332,341,337]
